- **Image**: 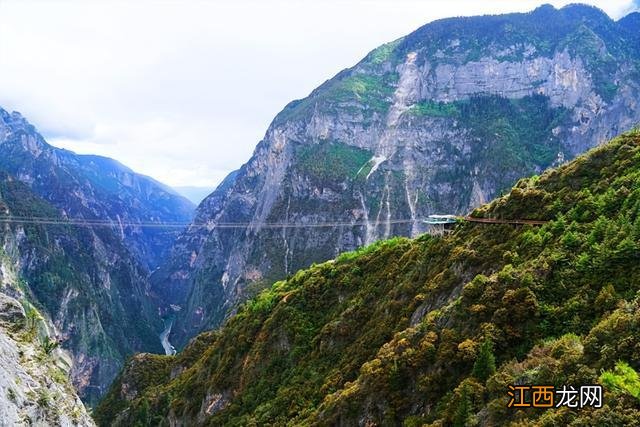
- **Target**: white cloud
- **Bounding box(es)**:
[0,0,636,188]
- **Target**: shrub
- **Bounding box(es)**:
[600,361,640,400]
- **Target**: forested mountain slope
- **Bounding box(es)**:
[98,129,640,425]
[154,4,640,348]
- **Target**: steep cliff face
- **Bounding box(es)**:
[98,130,640,426]
[0,245,94,425]
[0,108,195,270]
[0,173,164,406]
[155,4,640,347]
[0,300,95,426]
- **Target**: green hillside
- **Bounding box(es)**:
[97,129,640,425]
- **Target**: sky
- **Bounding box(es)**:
[0,0,638,194]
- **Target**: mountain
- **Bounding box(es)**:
[0,108,195,270]
[0,173,164,406]
[96,129,640,426]
[0,108,196,405]
[153,4,640,348]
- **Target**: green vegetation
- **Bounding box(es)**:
[472,338,496,382]
[37,389,51,409]
[94,353,173,423]
[275,72,397,124]
[22,302,43,340]
[601,362,640,401]
[409,94,569,207]
[401,4,636,66]
[98,130,640,426]
[560,23,621,103]
[295,142,372,183]
[366,39,402,65]
[324,74,396,114]
[452,383,472,427]
[408,95,569,203]
[460,94,568,171]
[40,337,59,355]
[335,237,405,263]
[408,100,460,118]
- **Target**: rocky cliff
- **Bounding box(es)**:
[0,247,94,425]
[154,4,640,348]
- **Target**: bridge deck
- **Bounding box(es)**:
[463,216,548,226]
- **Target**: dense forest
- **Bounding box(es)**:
[97,130,640,425]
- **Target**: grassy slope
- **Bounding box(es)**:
[97,129,640,426]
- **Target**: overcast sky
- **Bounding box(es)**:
[0,0,638,192]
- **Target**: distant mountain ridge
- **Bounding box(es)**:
[0,107,195,270]
[154,4,640,348]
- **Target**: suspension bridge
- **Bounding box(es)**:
[0,214,548,232]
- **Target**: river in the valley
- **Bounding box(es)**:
[160,318,177,356]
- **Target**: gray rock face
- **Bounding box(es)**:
[0,331,94,427]
[155,5,640,347]
[423,50,591,107]
[0,293,25,326]
[0,263,94,426]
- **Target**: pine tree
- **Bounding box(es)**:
[453,384,472,427]
[472,338,496,382]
